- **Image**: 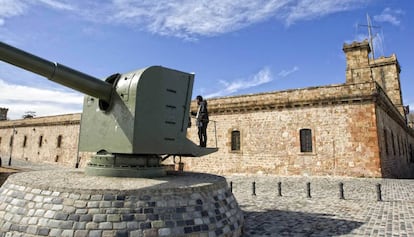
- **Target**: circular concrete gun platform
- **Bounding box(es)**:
[0,170,243,237]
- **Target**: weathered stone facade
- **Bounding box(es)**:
[183,82,414,178]
[0,114,83,168]
[1,40,413,178]
[183,40,414,178]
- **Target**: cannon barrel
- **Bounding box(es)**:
[0,41,113,103]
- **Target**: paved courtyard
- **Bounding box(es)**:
[226,175,414,237]
[2,159,414,236]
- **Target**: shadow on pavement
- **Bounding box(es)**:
[242,208,364,236]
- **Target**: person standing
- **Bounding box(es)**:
[193,95,209,147]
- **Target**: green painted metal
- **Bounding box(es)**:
[85,153,166,177]
[0,42,112,103]
[79,66,204,155]
[0,41,218,178]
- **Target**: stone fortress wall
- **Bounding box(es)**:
[1,40,413,178]
[0,114,84,168]
[184,83,414,178]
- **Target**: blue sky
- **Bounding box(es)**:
[0,0,412,119]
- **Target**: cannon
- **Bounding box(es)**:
[0,41,217,177]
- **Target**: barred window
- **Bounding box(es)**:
[391,132,396,155]
[23,136,27,147]
[384,129,389,155]
[231,130,240,151]
[39,135,43,147]
[300,129,313,153]
[398,136,402,155]
[57,135,62,148]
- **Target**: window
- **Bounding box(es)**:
[57,135,62,148]
[39,135,43,147]
[9,136,13,147]
[391,132,396,155]
[384,129,389,155]
[398,136,402,156]
[300,129,313,153]
[231,130,241,151]
[23,136,27,147]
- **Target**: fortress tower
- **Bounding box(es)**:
[343,40,405,119]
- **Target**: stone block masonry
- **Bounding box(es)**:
[0,114,81,168]
[0,170,244,237]
[181,77,414,178]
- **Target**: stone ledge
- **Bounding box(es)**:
[4,170,227,195]
[193,82,379,115]
[0,114,80,129]
[0,171,244,237]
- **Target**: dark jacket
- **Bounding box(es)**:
[196,100,209,127]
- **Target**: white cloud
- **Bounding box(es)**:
[0,0,74,26]
[99,0,290,40]
[278,66,299,77]
[0,0,371,39]
[106,0,371,39]
[0,79,83,119]
[373,8,403,26]
[0,0,27,17]
[0,0,377,40]
[38,0,75,11]
[205,66,298,98]
[284,0,368,26]
[0,0,27,25]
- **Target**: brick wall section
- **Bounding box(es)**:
[182,80,414,178]
[375,99,414,178]
[343,40,405,119]
[370,55,405,117]
[202,82,378,114]
[343,41,372,85]
[0,114,81,168]
[184,99,382,177]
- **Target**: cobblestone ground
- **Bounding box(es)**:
[3,160,414,237]
[226,175,414,237]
